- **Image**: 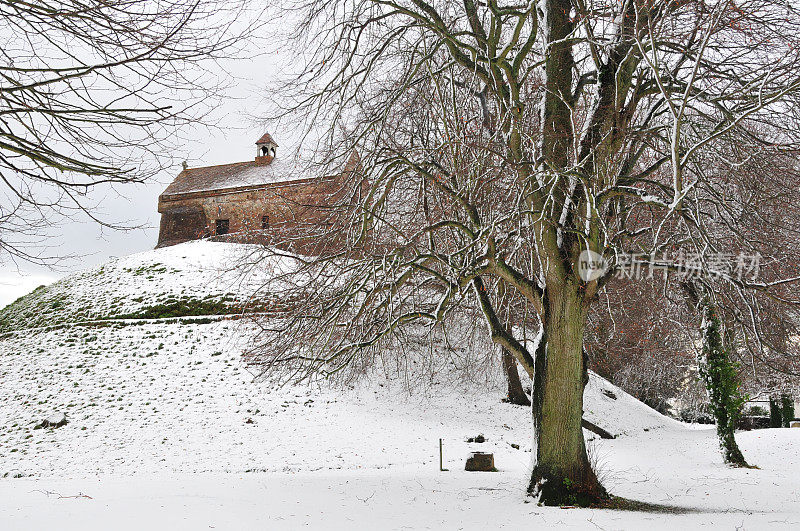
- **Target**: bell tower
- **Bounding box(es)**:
[255,133,278,165]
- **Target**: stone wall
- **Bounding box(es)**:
[157,175,357,254]
[156,205,209,248]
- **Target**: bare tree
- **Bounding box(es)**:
[586,276,694,413]
[497,279,532,405]
[589,133,800,431]
[247,0,800,506]
[0,0,259,263]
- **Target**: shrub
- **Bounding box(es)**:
[745,405,768,417]
[770,398,783,428]
[781,395,795,428]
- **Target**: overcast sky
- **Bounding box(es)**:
[0,36,291,309]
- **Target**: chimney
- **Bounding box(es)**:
[255,132,278,166]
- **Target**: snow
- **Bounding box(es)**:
[2,242,800,528]
[163,157,307,197]
[2,429,800,529]
[583,372,686,436]
[2,319,798,528]
[0,241,294,330]
[0,320,539,477]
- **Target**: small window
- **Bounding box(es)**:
[215,219,229,235]
[261,215,269,229]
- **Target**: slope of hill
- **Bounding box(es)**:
[0,241,679,478]
[2,241,798,529]
[0,241,281,332]
[0,319,681,479]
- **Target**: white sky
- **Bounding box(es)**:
[0,22,297,309]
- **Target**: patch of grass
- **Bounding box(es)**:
[114,295,242,320]
[598,496,703,514]
[0,257,269,333]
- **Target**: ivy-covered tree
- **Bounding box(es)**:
[699,296,748,467]
[770,397,783,428]
[781,395,796,428]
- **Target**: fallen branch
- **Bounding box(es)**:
[582,419,615,439]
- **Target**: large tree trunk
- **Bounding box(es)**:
[502,349,531,406]
[528,282,608,506]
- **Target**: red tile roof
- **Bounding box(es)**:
[159,150,359,200]
[161,158,302,198]
[255,133,278,146]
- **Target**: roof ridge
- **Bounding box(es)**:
[184,160,255,173]
[161,156,301,198]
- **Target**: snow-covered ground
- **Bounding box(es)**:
[0,241,280,332]
[2,241,799,529]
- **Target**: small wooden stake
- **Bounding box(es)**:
[439,438,448,471]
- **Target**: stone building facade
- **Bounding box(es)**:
[157,133,359,254]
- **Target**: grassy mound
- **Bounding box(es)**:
[0,242,273,332]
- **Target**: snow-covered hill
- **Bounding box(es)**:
[0,242,678,477]
[2,241,799,529]
[0,241,678,478]
[0,320,680,479]
[0,241,281,332]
